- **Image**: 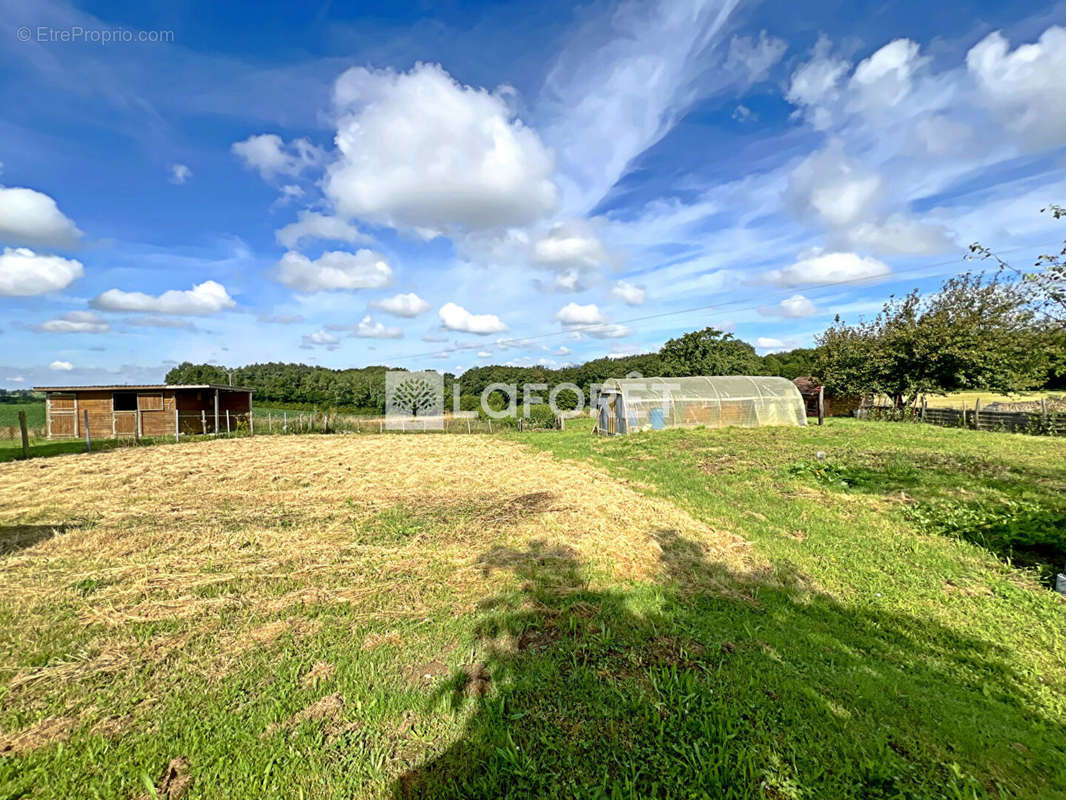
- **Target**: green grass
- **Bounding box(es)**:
[2,421,1065,798]
[0,402,44,428]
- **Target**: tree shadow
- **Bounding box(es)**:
[0,524,67,555]
[393,530,1065,798]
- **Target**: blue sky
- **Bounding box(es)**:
[2,0,1065,387]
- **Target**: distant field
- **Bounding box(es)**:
[921,390,1058,408]
[1,420,1064,798]
[0,403,44,428]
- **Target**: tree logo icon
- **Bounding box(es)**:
[386,370,444,430]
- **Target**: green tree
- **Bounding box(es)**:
[658,327,762,377]
[818,273,1047,406]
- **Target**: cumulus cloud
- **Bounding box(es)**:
[759,294,817,318]
[49,360,73,371]
[325,63,557,234]
[555,302,606,326]
[967,26,1066,150]
[37,311,110,333]
[786,35,850,129]
[611,280,646,306]
[725,30,788,86]
[91,279,236,315]
[756,337,786,351]
[845,214,954,255]
[531,221,607,272]
[438,302,508,335]
[354,315,402,339]
[169,163,192,185]
[0,247,83,296]
[848,39,923,111]
[274,250,392,292]
[232,134,324,179]
[301,329,340,349]
[370,292,431,317]
[761,251,890,288]
[275,211,373,250]
[788,142,882,229]
[554,302,631,338]
[0,187,82,249]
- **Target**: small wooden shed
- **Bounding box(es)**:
[33,384,253,439]
[791,377,862,418]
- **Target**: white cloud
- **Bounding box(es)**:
[126,316,197,329]
[788,142,882,229]
[611,280,646,306]
[275,211,372,250]
[257,313,305,324]
[38,311,110,333]
[370,292,431,317]
[540,0,749,213]
[731,104,757,123]
[274,250,392,293]
[849,39,923,111]
[725,30,788,86]
[169,163,192,185]
[7,376,25,383]
[555,302,606,325]
[477,351,493,358]
[0,247,83,296]
[756,337,786,351]
[761,251,890,288]
[0,187,82,249]
[438,302,508,335]
[91,279,236,315]
[325,63,557,234]
[302,329,340,349]
[49,360,73,371]
[786,35,850,129]
[759,294,817,318]
[967,26,1066,151]
[554,302,631,338]
[354,315,402,339]
[232,134,323,179]
[845,214,954,255]
[531,221,607,272]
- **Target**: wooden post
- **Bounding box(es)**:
[1042,397,1049,420]
[921,397,927,422]
[248,392,254,435]
[83,409,91,452]
[18,411,29,459]
[467,418,472,434]
[975,398,981,430]
[817,386,825,426]
[488,419,492,434]
[214,389,220,435]
[283,411,288,433]
[174,408,179,442]
[201,409,207,435]
[226,409,231,435]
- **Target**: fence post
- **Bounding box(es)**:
[83,409,91,452]
[1042,397,1048,420]
[249,410,254,436]
[175,408,179,442]
[975,398,981,430]
[488,420,492,434]
[817,386,825,426]
[284,411,288,433]
[18,411,29,459]
[226,409,231,435]
[201,410,207,435]
[467,418,471,434]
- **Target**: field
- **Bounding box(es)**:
[919,391,1058,409]
[1,420,1064,798]
[0,402,44,429]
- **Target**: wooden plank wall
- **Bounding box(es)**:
[920,406,1066,435]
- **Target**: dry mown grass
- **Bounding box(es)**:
[0,434,753,751]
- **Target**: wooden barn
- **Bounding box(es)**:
[33,384,254,440]
[791,377,862,418]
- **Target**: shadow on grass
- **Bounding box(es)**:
[394,531,1065,799]
[0,524,68,555]
[790,451,1066,586]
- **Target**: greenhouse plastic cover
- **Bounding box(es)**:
[599,376,807,432]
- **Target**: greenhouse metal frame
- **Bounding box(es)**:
[595,376,807,435]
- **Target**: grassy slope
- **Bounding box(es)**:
[0,422,1064,799]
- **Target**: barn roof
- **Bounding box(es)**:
[33,384,255,393]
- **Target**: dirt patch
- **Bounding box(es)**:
[516,622,562,652]
[135,757,192,800]
[406,660,451,687]
[462,662,491,696]
[0,716,75,755]
[362,630,403,650]
[263,693,359,742]
[300,660,335,688]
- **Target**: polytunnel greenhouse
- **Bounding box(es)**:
[594,376,807,435]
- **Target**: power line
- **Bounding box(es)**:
[394,244,1045,364]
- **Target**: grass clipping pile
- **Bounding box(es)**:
[0,435,751,743]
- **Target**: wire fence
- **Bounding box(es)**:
[857,402,1066,436]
